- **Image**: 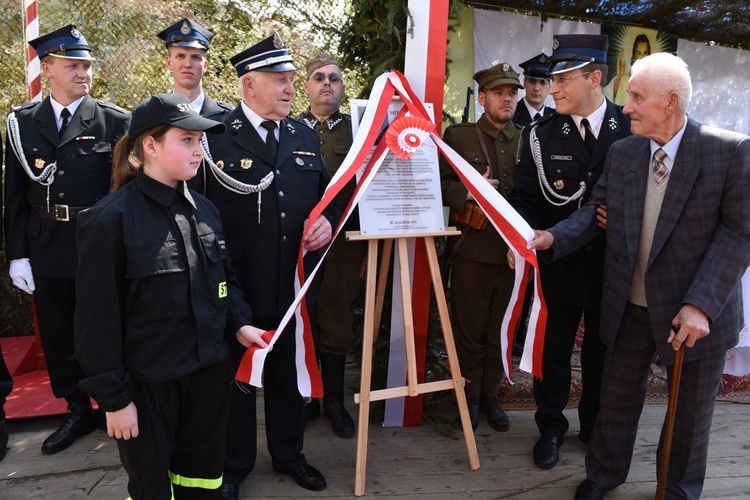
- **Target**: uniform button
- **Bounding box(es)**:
[502,172,508,178]
[279,191,285,197]
[59,192,65,199]
[281,212,286,219]
[587,172,593,177]
[500,149,505,154]
[91,146,96,151]
[33,147,38,152]
[503,185,509,191]
[229,163,235,168]
[276,170,281,175]
[556,169,561,173]
[58,170,65,176]
[282,235,288,242]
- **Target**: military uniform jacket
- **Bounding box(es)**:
[441,114,522,264]
[3,94,131,277]
[508,98,630,306]
[201,95,233,120]
[297,108,360,262]
[204,107,342,319]
[512,102,555,128]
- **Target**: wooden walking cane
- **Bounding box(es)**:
[656,324,685,500]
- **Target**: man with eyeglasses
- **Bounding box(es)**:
[513,53,556,127]
[297,53,361,440]
[507,34,630,470]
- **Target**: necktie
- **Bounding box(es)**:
[59,108,71,139]
[581,118,596,155]
[261,120,278,161]
[533,112,542,122]
[653,148,669,185]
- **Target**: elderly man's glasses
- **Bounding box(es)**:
[311,72,341,83]
[551,71,592,88]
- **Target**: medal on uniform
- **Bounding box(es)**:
[216,160,224,170]
[295,157,304,166]
[241,159,253,170]
[35,158,45,170]
[553,179,565,190]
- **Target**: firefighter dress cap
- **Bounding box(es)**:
[305,53,339,78]
[473,62,523,90]
[29,24,93,60]
[157,18,214,50]
[519,53,551,79]
[548,34,609,75]
[129,93,225,141]
[230,33,299,77]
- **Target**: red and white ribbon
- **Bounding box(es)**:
[235,71,548,395]
[23,0,41,103]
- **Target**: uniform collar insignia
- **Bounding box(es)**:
[561,122,571,135]
[231,118,243,130]
[608,117,619,131]
[285,121,296,135]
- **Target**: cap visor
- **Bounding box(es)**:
[259,61,299,72]
[548,60,591,75]
[168,40,209,50]
[174,116,226,134]
[48,51,94,61]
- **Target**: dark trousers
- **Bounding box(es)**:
[33,276,88,400]
[223,316,306,484]
[534,300,605,438]
[586,302,726,499]
[0,350,12,419]
[450,256,514,397]
[316,258,361,355]
[116,359,233,500]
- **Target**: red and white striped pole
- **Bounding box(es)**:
[23,0,42,102]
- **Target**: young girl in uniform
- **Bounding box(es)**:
[74,93,266,499]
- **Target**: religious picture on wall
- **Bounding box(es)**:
[602,25,678,105]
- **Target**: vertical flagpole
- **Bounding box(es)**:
[23,0,41,102]
[383,0,450,427]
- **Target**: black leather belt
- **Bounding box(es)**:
[30,204,89,222]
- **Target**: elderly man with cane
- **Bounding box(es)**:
[527,52,750,499]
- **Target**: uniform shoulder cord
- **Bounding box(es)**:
[6,111,57,210]
[529,124,587,208]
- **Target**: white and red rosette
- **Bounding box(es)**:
[385,115,436,159]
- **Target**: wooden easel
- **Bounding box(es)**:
[348,228,480,496]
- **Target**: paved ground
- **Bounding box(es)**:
[1,395,749,499]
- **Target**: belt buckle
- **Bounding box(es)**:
[54,204,70,222]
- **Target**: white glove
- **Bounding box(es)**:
[9,258,35,294]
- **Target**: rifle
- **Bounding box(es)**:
[461,87,474,123]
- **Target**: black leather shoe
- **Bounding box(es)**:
[219,482,239,500]
[453,395,480,431]
[480,394,510,432]
[303,398,321,425]
[41,410,97,455]
[574,479,608,500]
[324,400,355,438]
[0,419,8,463]
[274,463,327,491]
[533,435,563,469]
[579,427,593,445]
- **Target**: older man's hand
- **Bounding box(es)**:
[303,216,333,251]
[527,230,554,251]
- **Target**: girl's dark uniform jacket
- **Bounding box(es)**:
[508,99,631,307]
[3,95,130,277]
[74,170,253,412]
